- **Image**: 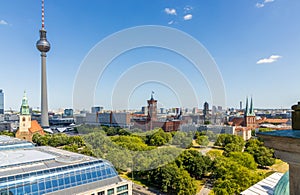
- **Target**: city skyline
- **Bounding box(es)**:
[1,0,300,110]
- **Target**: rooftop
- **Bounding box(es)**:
[0,135,34,151]
[0,146,123,195]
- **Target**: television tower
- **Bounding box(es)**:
[36,0,50,127]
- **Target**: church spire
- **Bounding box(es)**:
[244,97,249,116]
[250,97,254,115]
[21,91,30,115]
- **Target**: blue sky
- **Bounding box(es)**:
[0,0,300,111]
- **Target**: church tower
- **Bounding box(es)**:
[19,91,32,132]
[244,97,256,128]
[147,91,157,121]
[16,92,44,142]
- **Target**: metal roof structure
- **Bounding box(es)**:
[0,135,34,151]
[240,172,284,195]
[0,145,126,195]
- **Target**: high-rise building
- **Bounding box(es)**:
[36,0,50,128]
[0,89,3,114]
[203,102,209,116]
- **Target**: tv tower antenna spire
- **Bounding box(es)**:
[41,0,45,29]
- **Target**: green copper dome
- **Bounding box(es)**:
[274,171,289,195]
[20,91,30,115]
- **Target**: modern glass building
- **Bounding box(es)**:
[0,135,34,151]
[0,89,4,114]
[0,144,132,195]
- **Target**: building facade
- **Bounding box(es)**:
[0,89,4,114]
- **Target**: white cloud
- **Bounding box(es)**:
[168,20,174,25]
[164,8,177,15]
[256,0,274,8]
[256,3,265,8]
[0,20,8,25]
[183,14,193,21]
[184,6,193,12]
[256,55,282,64]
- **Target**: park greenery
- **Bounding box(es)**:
[29,125,278,194]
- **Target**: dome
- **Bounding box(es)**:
[274,171,289,195]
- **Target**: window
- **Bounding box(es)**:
[117,185,128,192]
[98,191,105,195]
[22,117,26,122]
[107,188,114,195]
[117,192,128,195]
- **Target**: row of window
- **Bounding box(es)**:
[0,161,118,195]
[90,184,128,195]
[0,159,111,184]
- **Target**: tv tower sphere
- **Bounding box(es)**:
[36,29,50,52]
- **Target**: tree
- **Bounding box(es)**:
[176,150,212,179]
[148,129,172,146]
[196,135,209,147]
[214,134,245,151]
[223,143,243,156]
[148,163,197,195]
[227,152,257,170]
[245,138,275,167]
[212,156,263,194]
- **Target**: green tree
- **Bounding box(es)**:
[196,135,209,147]
[148,163,197,195]
[212,156,263,194]
[176,150,212,179]
[227,152,257,170]
[245,138,275,167]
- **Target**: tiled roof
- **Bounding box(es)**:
[230,117,244,126]
[257,118,289,124]
[29,120,44,134]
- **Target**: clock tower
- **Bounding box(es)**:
[19,91,32,132]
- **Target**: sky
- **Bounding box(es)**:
[0,0,300,111]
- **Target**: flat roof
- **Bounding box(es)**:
[0,135,29,145]
[0,146,98,178]
[0,149,56,168]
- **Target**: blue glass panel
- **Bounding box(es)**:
[64,177,70,185]
[107,168,112,175]
[58,178,64,186]
[31,183,38,193]
[45,180,52,189]
[86,172,92,180]
[92,171,97,178]
[81,173,87,180]
[24,185,31,194]
[52,179,58,188]
[39,182,45,191]
[76,174,81,182]
[70,176,76,184]
[17,186,23,194]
